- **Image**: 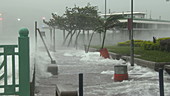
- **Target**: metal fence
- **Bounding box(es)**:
[0,28,30,96]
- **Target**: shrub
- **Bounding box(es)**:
[117,42,129,46]
[151,43,160,50]
[141,41,152,50]
[157,37,170,43]
[160,39,170,52]
[134,40,144,42]
[117,40,144,47]
[141,41,160,50]
[117,37,170,52]
[134,42,143,47]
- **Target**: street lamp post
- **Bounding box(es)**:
[130,0,134,66]
[105,0,106,19]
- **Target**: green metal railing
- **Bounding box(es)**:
[0,28,30,96]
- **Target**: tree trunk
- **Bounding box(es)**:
[86,31,95,53]
[101,28,106,49]
[99,32,102,45]
[62,30,72,46]
[63,30,66,41]
[83,30,85,45]
[67,30,77,47]
[87,30,90,41]
[74,29,81,48]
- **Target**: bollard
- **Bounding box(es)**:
[114,65,128,81]
[79,73,83,96]
[159,68,164,96]
[99,48,110,59]
[18,28,30,96]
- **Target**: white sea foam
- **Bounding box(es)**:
[1,39,170,95]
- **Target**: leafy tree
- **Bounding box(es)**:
[71,4,102,47]
[43,3,123,49]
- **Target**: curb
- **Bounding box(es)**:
[89,48,170,71]
[109,52,170,71]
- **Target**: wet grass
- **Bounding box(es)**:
[92,46,170,62]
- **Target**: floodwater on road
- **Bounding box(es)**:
[36,46,170,96]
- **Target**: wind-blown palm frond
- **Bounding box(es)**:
[105,15,124,29]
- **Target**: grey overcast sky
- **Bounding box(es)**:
[0,0,170,35]
[0,0,170,19]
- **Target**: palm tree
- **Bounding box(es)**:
[98,15,124,49]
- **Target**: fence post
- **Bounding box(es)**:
[18,28,30,96]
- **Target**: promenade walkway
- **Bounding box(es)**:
[35,47,170,96]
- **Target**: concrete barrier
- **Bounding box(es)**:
[47,64,58,75]
[155,62,170,71]
[165,65,170,74]
[56,84,78,96]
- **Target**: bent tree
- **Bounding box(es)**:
[43,3,123,49]
[44,3,102,47]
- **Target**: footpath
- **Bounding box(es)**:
[35,48,170,96]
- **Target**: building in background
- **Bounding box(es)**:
[101,11,170,42]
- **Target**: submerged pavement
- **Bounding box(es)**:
[35,47,170,96]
